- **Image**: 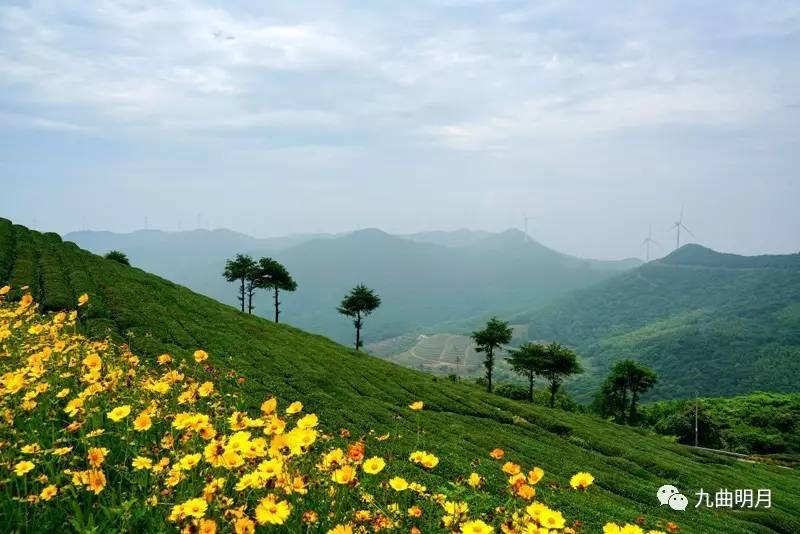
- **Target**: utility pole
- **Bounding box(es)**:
[694,391,699,447]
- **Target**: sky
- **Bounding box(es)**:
[1,0,799,260]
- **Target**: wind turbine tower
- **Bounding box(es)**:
[670,205,695,250]
[641,225,660,261]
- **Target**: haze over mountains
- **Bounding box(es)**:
[65,227,639,344]
[63,226,800,403]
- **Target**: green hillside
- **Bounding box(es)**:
[66,227,638,345]
[516,244,800,401]
[642,392,800,456]
[2,218,799,532]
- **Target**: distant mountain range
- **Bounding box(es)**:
[515,244,800,400]
[65,227,639,344]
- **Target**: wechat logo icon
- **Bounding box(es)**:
[658,484,688,511]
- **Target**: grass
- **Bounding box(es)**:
[1,218,799,532]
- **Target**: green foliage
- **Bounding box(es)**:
[642,392,800,455]
[471,317,512,393]
[595,360,657,424]
[223,253,255,313]
[337,284,381,350]
[103,250,130,266]
[518,244,800,400]
[506,342,546,401]
[494,383,529,400]
[2,220,800,532]
[538,343,583,408]
[248,257,297,323]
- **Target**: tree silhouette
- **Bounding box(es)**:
[251,257,297,323]
[506,342,547,402]
[471,317,512,393]
[596,359,658,423]
[104,250,130,266]
[537,343,583,408]
[337,284,381,350]
[223,254,256,313]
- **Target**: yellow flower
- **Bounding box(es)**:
[87,447,109,468]
[527,467,544,485]
[132,456,153,470]
[182,497,208,519]
[331,465,357,485]
[420,452,439,469]
[570,471,594,490]
[461,520,494,534]
[467,472,483,488]
[327,525,353,534]
[199,519,217,534]
[40,484,58,501]
[158,353,173,365]
[86,470,106,494]
[502,461,521,475]
[540,509,566,529]
[193,349,209,363]
[52,447,72,456]
[21,443,41,454]
[389,477,408,491]
[0,285,9,295]
[198,381,214,397]
[234,517,256,534]
[409,401,424,411]
[285,401,303,415]
[362,456,386,475]
[297,413,318,429]
[107,405,131,422]
[130,411,152,431]
[489,448,505,460]
[255,494,292,525]
[78,293,89,306]
[14,461,35,476]
[179,453,202,470]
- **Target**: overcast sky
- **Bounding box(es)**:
[1,0,798,260]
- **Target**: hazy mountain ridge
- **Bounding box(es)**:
[65,226,639,344]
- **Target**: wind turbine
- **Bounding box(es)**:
[670,205,695,250]
[641,225,660,261]
[523,215,533,237]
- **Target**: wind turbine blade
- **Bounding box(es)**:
[681,224,696,238]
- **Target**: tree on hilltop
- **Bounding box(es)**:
[596,359,658,424]
[337,284,381,351]
[471,317,512,393]
[506,342,547,402]
[250,257,297,323]
[223,254,256,313]
[537,343,583,408]
[104,250,130,266]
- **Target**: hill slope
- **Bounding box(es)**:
[517,244,800,401]
[66,227,638,345]
[3,218,799,532]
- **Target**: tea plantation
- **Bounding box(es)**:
[1,218,798,532]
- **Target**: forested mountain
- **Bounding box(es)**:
[518,244,800,400]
